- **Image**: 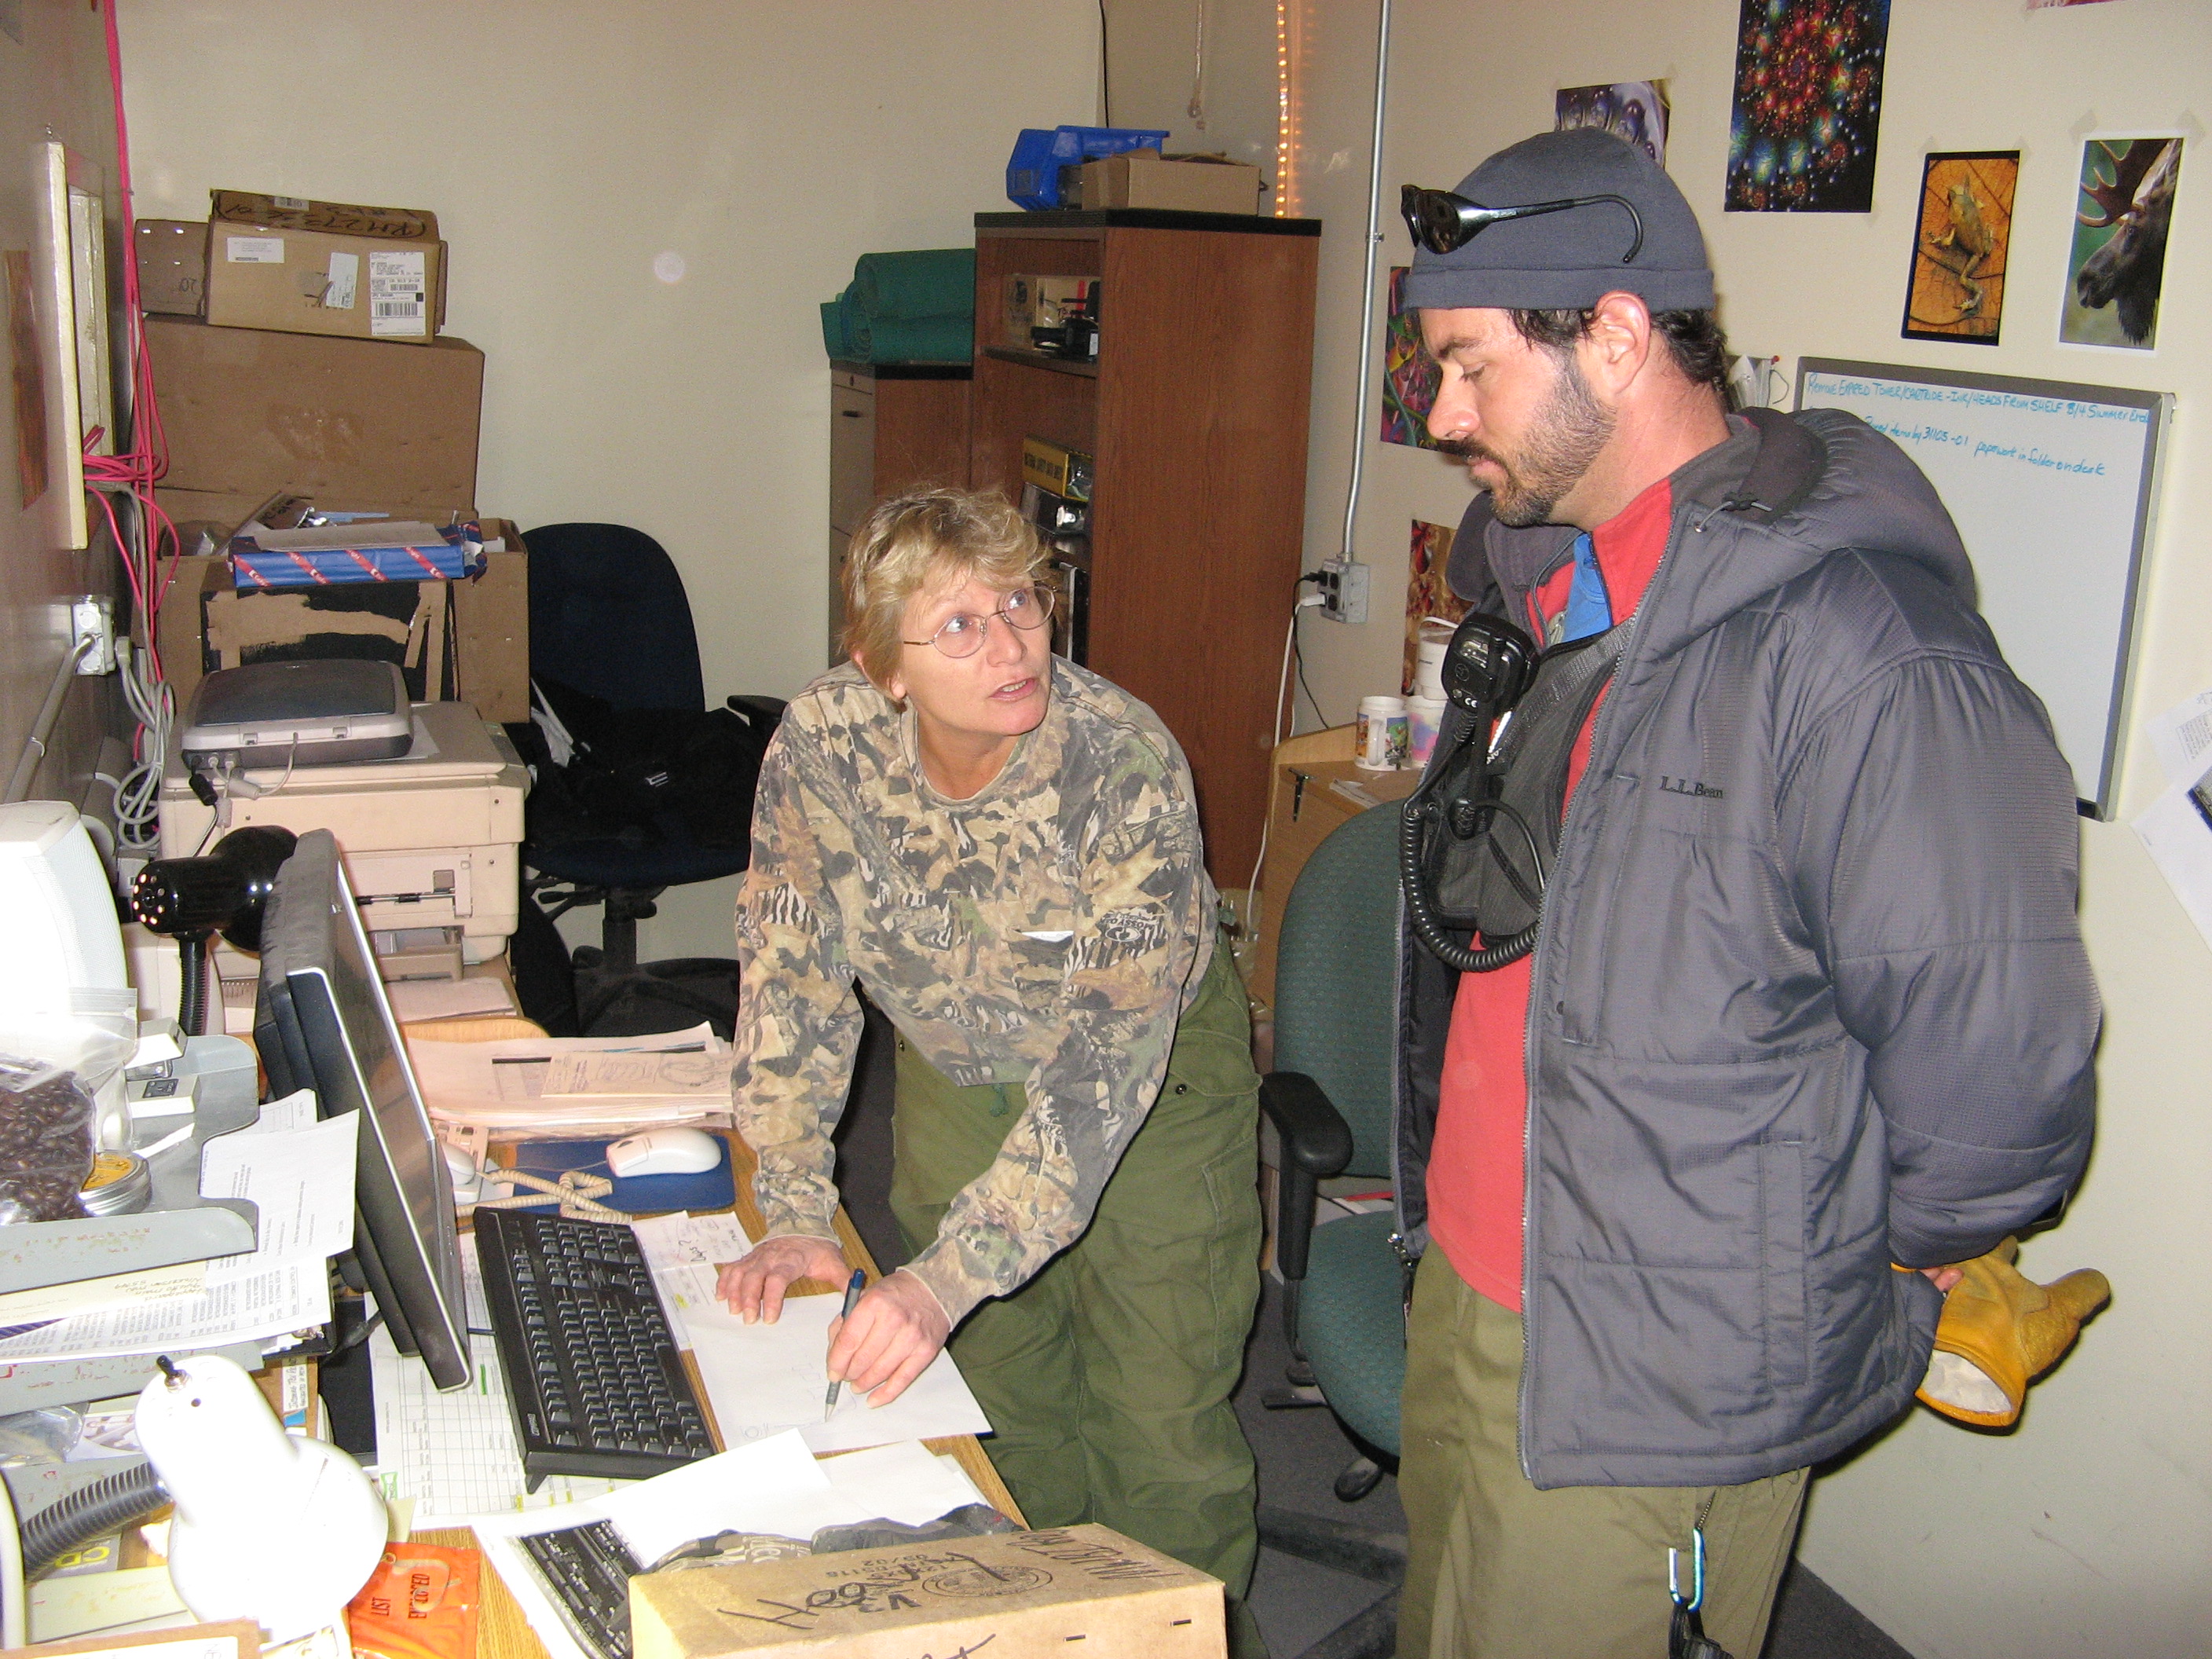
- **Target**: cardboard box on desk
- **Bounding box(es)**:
[203,190,445,342]
[630,1524,1225,1659]
[145,317,482,509]
[152,516,529,723]
[1076,149,1263,214]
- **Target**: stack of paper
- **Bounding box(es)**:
[405,1024,734,1133]
[0,1091,357,1363]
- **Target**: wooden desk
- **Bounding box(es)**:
[426,1132,1021,1659]
[1244,725,1421,1009]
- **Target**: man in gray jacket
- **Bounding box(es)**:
[1391,128,2098,1657]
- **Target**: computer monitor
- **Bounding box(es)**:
[255,830,471,1390]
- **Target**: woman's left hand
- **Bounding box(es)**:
[827,1269,951,1408]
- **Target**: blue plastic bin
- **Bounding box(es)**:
[1006,126,1169,211]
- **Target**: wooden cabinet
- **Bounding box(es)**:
[826,361,972,665]
[970,210,1320,884]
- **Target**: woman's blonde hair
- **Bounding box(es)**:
[840,489,1047,688]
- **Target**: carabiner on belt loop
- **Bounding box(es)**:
[1668,1526,1708,1613]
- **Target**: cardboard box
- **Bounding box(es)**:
[135,219,207,316]
[203,190,446,342]
[630,1525,1224,1659]
[1077,150,1262,215]
[145,317,482,510]
[151,518,529,723]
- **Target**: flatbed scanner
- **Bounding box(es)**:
[160,700,526,965]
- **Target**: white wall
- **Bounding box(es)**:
[1239,0,2211,1651]
[117,0,1101,958]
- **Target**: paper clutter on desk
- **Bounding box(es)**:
[629,1523,1225,1659]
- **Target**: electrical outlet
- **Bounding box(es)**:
[71,594,117,674]
[1319,556,1369,624]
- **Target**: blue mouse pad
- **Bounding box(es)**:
[506,1136,736,1216]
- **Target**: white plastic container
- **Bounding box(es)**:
[1414,617,1457,703]
[1357,695,1409,771]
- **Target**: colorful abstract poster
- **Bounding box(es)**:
[1555,81,1670,168]
[1404,520,1472,697]
[2061,137,2181,351]
[1724,0,1891,213]
[1902,152,2019,346]
[1381,267,1440,449]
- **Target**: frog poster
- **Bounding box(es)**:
[1902,151,2019,346]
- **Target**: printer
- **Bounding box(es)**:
[160,697,526,970]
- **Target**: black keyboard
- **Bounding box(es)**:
[519,1519,642,1659]
[473,1209,718,1489]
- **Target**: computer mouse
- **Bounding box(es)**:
[606,1126,723,1177]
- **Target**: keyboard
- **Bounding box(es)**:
[472,1209,718,1488]
[518,1519,643,1659]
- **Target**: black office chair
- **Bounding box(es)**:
[518,522,782,1037]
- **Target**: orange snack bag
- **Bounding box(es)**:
[345,1543,482,1659]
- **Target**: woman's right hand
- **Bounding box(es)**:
[716,1234,850,1324]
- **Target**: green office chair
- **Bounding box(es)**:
[1260,802,1408,1496]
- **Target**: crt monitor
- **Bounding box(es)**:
[255,829,471,1390]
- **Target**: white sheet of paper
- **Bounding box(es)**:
[2133,779,2212,952]
[541,1049,729,1099]
[817,1437,989,1525]
[0,1111,356,1362]
[681,1291,991,1454]
[2146,687,2212,787]
[629,1214,754,1349]
[200,1110,357,1282]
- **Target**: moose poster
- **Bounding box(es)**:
[2062,136,2182,351]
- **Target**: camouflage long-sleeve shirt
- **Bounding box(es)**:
[731,657,1219,1325]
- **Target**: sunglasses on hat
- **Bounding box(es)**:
[1399,185,1645,262]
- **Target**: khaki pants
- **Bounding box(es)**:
[1398,1248,1807,1659]
[889,941,1266,1655]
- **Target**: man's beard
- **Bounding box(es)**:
[1441,352,1616,527]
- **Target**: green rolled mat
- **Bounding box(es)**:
[862,312,972,364]
[851,250,976,321]
[821,290,862,360]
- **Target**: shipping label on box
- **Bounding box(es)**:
[629,1524,1224,1659]
[203,189,445,343]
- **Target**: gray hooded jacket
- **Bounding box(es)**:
[1393,408,2100,1489]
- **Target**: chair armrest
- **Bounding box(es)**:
[1260,1071,1354,1285]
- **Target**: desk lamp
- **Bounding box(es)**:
[128,826,296,1035]
[134,1352,387,1643]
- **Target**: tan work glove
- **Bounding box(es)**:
[1915,1237,2110,1428]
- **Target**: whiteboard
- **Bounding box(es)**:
[1796,359,2170,818]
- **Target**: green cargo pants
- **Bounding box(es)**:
[889,939,1265,1652]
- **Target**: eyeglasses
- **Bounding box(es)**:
[1399,185,1645,264]
[903,584,1057,658]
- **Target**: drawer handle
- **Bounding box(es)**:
[839,409,862,419]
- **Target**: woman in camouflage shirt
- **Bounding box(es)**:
[718,489,1265,1647]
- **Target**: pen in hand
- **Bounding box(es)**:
[823,1268,867,1419]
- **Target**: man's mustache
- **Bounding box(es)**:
[1434,436,1492,462]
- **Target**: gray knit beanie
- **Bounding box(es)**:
[1404,127,1715,313]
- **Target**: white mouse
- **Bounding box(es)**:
[606,1126,723,1177]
